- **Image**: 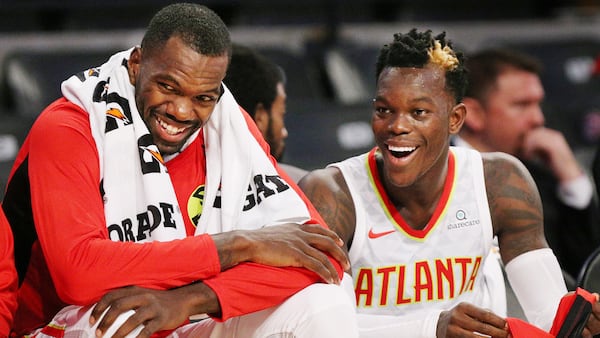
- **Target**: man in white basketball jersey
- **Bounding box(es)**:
[299,29,600,337]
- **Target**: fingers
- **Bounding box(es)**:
[295,243,341,284]
[235,223,349,282]
[464,304,506,330]
[95,297,143,338]
[299,223,350,271]
[90,287,130,326]
[299,222,345,247]
[92,287,154,338]
[108,308,156,338]
[443,303,508,338]
[586,297,600,336]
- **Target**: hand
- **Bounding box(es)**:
[89,285,199,338]
[436,302,509,338]
[213,223,349,284]
[583,293,600,338]
[522,127,583,183]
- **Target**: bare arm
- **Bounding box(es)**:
[91,223,350,337]
[211,223,348,284]
[298,167,356,253]
[483,152,548,264]
[483,152,571,331]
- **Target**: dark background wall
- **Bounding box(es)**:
[0,0,597,32]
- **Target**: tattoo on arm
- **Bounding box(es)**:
[484,154,546,262]
[301,171,356,251]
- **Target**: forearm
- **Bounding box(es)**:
[211,230,252,271]
[30,154,221,304]
[204,262,333,321]
[25,109,223,304]
[175,281,221,318]
[505,248,567,331]
[49,234,221,305]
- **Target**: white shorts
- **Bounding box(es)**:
[28,283,358,338]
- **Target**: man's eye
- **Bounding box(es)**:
[159,82,174,91]
[196,95,216,102]
[375,107,391,114]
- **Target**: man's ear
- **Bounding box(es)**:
[449,102,467,134]
[253,102,269,134]
[127,47,142,86]
[461,97,486,132]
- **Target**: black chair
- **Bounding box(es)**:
[284,99,374,171]
[0,113,34,201]
[320,41,379,104]
[1,48,117,119]
[253,46,327,101]
[577,245,600,293]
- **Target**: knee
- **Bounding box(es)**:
[295,283,355,314]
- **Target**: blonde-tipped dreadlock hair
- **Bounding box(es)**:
[376,28,468,102]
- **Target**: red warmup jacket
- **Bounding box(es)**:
[3,98,341,336]
[0,208,17,337]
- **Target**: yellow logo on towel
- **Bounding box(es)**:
[188,185,205,227]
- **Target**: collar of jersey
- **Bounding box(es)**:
[365,147,456,241]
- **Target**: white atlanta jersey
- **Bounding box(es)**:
[332,146,498,316]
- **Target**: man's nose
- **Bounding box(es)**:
[169,96,194,121]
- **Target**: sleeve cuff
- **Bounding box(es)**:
[557,174,593,209]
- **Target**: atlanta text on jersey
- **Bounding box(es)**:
[354,255,483,307]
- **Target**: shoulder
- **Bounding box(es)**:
[480,152,543,235]
[481,152,536,188]
[278,163,308,183]
[28,98,97,158]
[299,166,356,247]
[31,98,90,136]
[299,166,345,194]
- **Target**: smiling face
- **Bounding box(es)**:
[372,64,465,189]
[128,36,229,155]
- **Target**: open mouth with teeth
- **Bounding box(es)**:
[157,116,187,136]
[388,145,416,158]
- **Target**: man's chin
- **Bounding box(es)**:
[157,144,182,156]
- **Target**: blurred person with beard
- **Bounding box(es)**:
[456,48,600,283]
[225,43,307,182]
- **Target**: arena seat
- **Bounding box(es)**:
[320,41,379,105]
[253,46,328,101]
[577,245,600,294]
[0,113,34,201]
[1,48,118,119]
[283,99,374,170]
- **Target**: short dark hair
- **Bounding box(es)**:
[224,44,284,116]
[376,28,468,103]
[465,48,542,104]
[141,3,231,58]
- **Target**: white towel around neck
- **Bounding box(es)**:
[61,48,311,243]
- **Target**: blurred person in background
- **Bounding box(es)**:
[457,48,600,283]
[225,43,307,182]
